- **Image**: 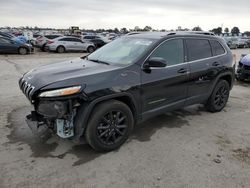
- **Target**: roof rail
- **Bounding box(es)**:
[166,31,215,36]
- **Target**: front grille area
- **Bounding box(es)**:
[19,78,35,101]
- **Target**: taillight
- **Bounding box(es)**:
[47,40,54,44]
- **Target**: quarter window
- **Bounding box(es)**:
[186,39,212,61]
[210,40,225,56]
[150,39,184,66]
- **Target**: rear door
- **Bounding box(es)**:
[59,38,74,50]
[185,38,215,104]
[71,38,85,51]
[141,38,189,115]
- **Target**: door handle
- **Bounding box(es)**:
[177,68,188,74]
[212,62,220,67]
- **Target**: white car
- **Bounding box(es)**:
[46,36,96,53]
[36,34,63,51]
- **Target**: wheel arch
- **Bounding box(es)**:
[73,93,138,143]
[219,74,234,89]
[56,45,65,51]
[18,46,28,54]
[87,45,95,52]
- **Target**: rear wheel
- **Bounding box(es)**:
[18,47,28,55]
[85,100,134,152]
[41,44,46,52]
[206,80,230,112]
[87,46,95,53]
[57,46,65,53]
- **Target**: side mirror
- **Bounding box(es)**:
[144,57,167,69]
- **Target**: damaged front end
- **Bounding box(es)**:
[26,100,79,141]
[19,77,87,142]
[236,54,250,81]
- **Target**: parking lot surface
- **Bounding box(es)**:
[0,49,250,188]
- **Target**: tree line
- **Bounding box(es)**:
[1,25,250,36]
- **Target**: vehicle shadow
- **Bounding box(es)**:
[130,107,203,142]
[5,105,205,166]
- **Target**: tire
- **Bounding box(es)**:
[18,47,28,55]
[41,44,46,52]
[87,46,95,53]
[57,46,65,53]
[206,80,230,112]
[85,100,134,152]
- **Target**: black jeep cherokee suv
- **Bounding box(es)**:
[19,32,234,151]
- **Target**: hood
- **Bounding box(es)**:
[20,58,120,98]
[241,54,250,66]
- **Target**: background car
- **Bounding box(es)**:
[29,34,42,46]
[89,37,110,48]
[236,54,250,81]
[0,36,34,55]
[223,37,238,49]
[82,35,99,41]
[82,35,110,48]
[237,38,248,48]
[0,31,27,44]
[46,36,96,53]
[241,37,250,48]
[35,34,63,51]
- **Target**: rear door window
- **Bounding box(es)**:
[186,39,212,61]
[210,40,225,56]
[71,38,82,42]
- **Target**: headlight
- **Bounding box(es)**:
[39,86,81,97]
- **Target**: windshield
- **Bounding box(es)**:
[87,37,155,65]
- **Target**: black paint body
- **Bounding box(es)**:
[19,33,234,141]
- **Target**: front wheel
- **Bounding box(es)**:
[85,100,134,152]
[19,47,28,55]
[87,46,95,53]
[206,80,230,112]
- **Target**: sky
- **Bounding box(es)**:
[0,0,250,32]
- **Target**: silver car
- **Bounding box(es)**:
[46,36,96,53]
[36,34,63,51]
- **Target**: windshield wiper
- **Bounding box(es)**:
[88,59,110,65]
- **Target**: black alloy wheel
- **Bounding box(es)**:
[85,100,134,152]
[97,111,128,145]
[206,80,230,112]
[213,85,229,108]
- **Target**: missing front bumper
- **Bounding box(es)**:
[26,114,52,141]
